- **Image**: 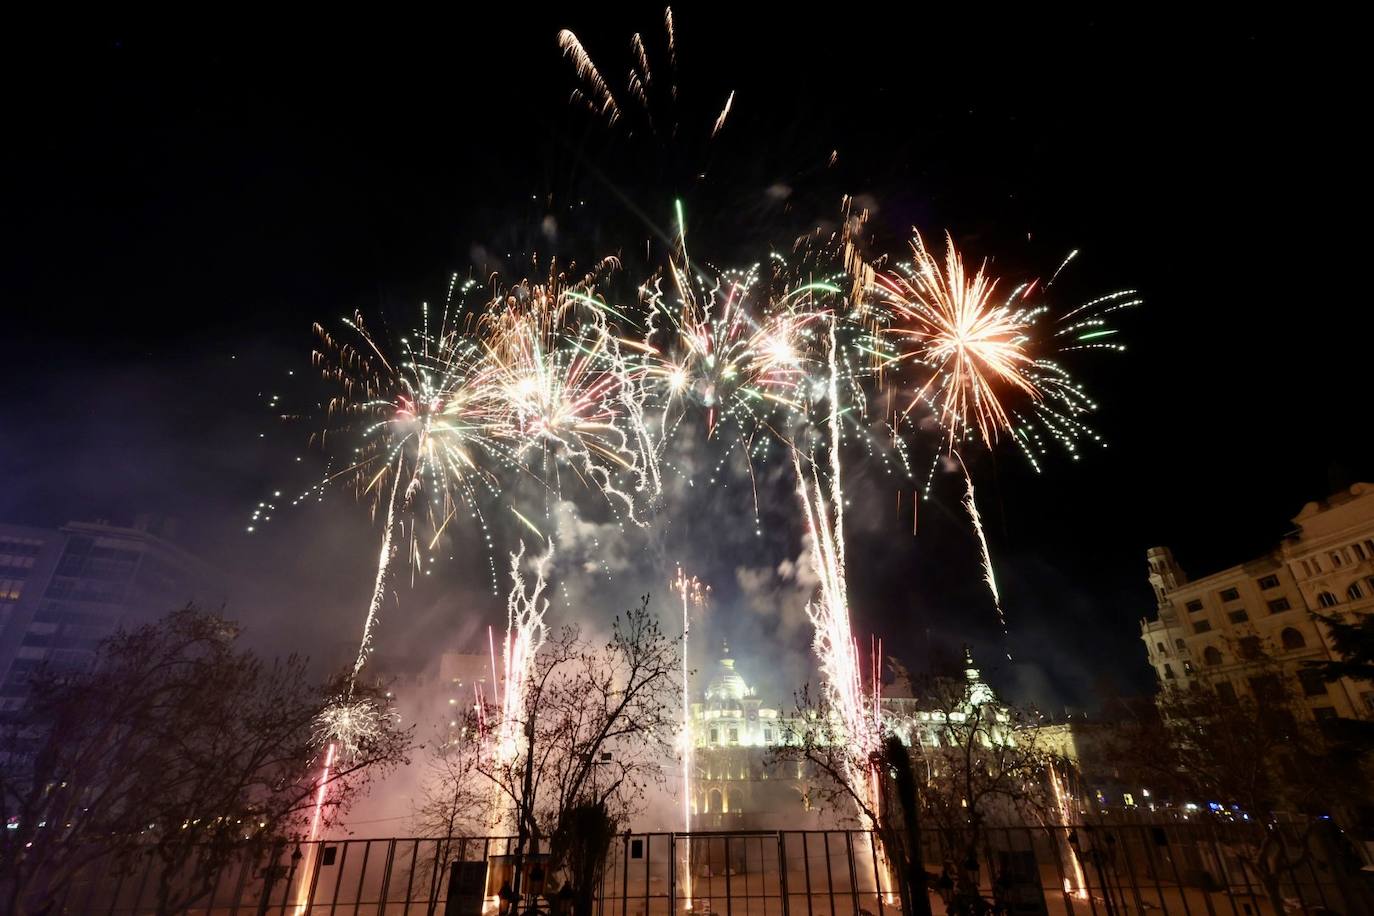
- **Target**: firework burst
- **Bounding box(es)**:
[871,232,1138,469]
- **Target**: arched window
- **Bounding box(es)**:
[1281,628,1306,650]
[1317,592,1339,608]
[1203,646,1223,666]
[1349,583,1365,601]
[727,789,743,814]
[708,789,722,814]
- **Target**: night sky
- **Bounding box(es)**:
[2,11,1365,711]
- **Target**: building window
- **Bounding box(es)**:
[709,728,719,745]
[1175,638,1186,650]
[728,727,739,745]
[1331,551,1345,569]
[1281,628,1306,650]
[1185,599,1204,613]
[1257,574,1280,590]
[1227,609,1250,624]
[1349,583,1365,601]
[1238,636,1263,660]
[0,579,24,602]
[1216,681,1237,705]
[1156,642,1166,654]
[1365,540,1374,558]
[1183,661,1195,675]
[763,728,772,744]
[1313,706,1338,721]
[1194,621,1213,634]
[1163,663,1176,680]
[1267,597,1292,614]
[1317,592,1339,608]
[1248,675,1282,702]
[1219,587,1240,602]
[1355,543,1368,562]
[1298,668,1327,696]
[1203,646,1223,666]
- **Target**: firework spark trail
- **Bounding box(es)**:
[1049,762,1089,898]
[498,539,555,775]
[790,316,878,826]
[558,30,620,124]
[352,456,407,683]
[957,454,1010,657]
[711,90,734,138]
[292,741,337,914]
[672,567,707,909]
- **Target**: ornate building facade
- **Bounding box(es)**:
[1140,482,1374,719]
[687,643,1011,829]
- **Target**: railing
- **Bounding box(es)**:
[11,821,1370,916]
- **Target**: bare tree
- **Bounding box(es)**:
[411,724,492,911]
[417,596,678,915]
[0,607,410,916]
[1103,649,1354,916]
[776,669,1053,916]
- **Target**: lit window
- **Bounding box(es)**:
[1219,588,1240,602]
[1317,592,1339,609]
[1257,575,1280,590]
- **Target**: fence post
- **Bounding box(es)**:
[777,831,790,916]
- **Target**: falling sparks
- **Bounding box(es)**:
[959,458,1009,656]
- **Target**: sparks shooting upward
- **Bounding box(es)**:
[672,567,708,908]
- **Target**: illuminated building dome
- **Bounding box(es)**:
[704,641,751,705]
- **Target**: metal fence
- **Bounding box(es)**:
[14,821,1371,916]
